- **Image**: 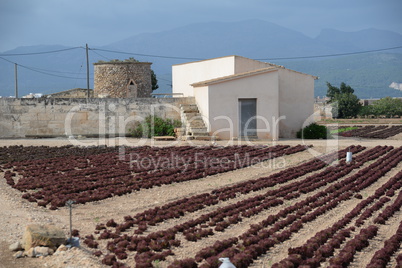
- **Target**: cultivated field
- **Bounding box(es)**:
[0,133,401,268]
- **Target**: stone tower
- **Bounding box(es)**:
[94,61,152,98]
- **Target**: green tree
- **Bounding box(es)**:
[339,82,354,94]
[335,93,362,118]
[326,82,340,102]
[370,97,402,118]
[326,82,361,118]
[151,70,159,91]
[359,105,375,117]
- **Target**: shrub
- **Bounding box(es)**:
[130,116,181,138]
[297,123,331,139]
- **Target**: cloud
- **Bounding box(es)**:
[389,82,402,91]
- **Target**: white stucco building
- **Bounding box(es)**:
[172,55,317,140]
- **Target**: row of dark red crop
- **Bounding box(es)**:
[328,225,379,267]
[273,168,402,267]
[373,187,402,224]
[396,253,402,268]
[338,125,383,137]
[0,144,121,165]
[83,146,402,267]
[360,125,402,139]
[287,183,401,267]
[82,146,361,267]
[328,187,402,267]
[90,145,364,236]
[1,145,308,209]
[220,147,400,267]
[339,125,402,139]
[367,218,402,267]
[191,147,402,267]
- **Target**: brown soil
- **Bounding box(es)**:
[0,137,401,268]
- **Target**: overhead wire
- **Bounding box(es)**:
[1,44,401,85]
[0,44,400,62]
[91,45,402,61]
[0,46,84,56]
[255,45,402,60]
[89,49,112,61]
[91,48,205,60]
[17,64,88,75]
[0,56,89,80]
[19,65,89,80]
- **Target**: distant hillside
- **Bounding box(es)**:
[0,19,401,98]
[107,20,339,60]
[280,53,402,99]
[315,28,402,52]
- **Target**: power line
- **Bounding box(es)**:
[1,43,401,83]
[0,44,400,61]
[0,57,90,79]
[0,46,84,56]
[20,65,90,80]
[91,48,205,60]
[255,46,402,61]
[89,49,112,61]
[92,45,402,61]
[20,65,89,75]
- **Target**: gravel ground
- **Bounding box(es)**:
[0,136,401,268]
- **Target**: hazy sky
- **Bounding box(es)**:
[1,0,402,52]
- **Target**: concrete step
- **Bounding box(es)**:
[188,130,209,136]
[184,112,202,119]
[186,121,206,129]
[184,116,204,123]
[188,127,208,133]
[180,104,199,113]
[185,135,219,141]
[180,102,212,140]
[153,136,176,141]
[187,132,209,137]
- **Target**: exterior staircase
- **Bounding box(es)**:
[180,104,215,140]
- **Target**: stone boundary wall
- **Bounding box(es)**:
[314,103,333,120]
[45,88,96,98]
[0,97,195,138]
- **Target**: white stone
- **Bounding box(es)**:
[22,224,66,251]
[56,244,68,252]
[13,251,24,258]
[34,246,51,256]
[9,241,23,251]
[24,247,35,257]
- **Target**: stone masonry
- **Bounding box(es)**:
[45,88,96,98]
[0,97,195,138]
[94,62,152,98]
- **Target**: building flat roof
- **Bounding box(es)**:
[191,67,278,87]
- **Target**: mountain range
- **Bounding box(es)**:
[1,19,401,99]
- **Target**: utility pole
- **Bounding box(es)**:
[86,44,90,98]
[14,63,18,98]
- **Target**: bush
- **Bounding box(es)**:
[297,123,331,139]
[131,116,181,138]
[359,97,402,118]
